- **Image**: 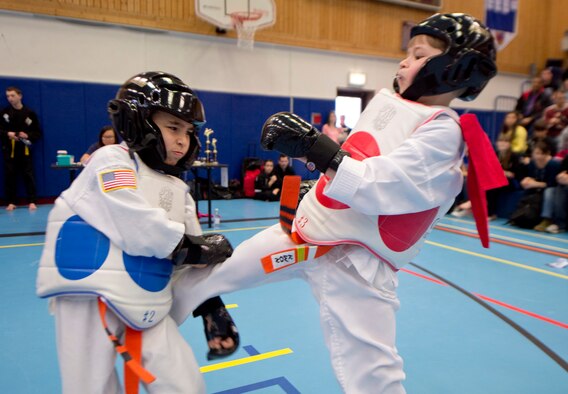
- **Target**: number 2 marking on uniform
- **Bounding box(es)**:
[143,310,156,323]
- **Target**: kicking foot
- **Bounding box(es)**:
[6,204,16,211]
[29,203,37,211]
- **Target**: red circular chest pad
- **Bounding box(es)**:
[313,131,438,252]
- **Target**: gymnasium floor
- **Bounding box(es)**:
[1,198,567,394]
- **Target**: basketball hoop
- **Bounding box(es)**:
[196,0,276,50]
[230,11,264,50]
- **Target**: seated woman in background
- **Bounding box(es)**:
[253,159,280,201]
[80,125,119,164]
[322,110,348,145]
[500,111,528,154]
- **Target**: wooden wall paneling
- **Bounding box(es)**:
[0,0,563,75]
[546,0,568,64]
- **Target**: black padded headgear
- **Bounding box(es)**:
[108,71,205,175]
[395,13,497,102]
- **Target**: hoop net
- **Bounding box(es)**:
[230,11,264,50]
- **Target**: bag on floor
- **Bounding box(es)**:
[507,191,543,229]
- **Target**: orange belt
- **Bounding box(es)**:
[97,299,156,393]
[262,176,333,274]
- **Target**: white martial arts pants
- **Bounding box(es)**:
[53,296,205,394]
[172,224,406,394]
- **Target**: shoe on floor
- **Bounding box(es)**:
[534,219,552,232]
[545,224,563,234]
[451,208,471,218]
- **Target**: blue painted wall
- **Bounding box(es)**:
[0,76,502,200]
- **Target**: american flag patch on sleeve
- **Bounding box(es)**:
[99,169,137,192]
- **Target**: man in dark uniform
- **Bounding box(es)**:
[273,153,296,190]
[0,86,41,210]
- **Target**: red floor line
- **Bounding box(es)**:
[399,268,447,286]
[435,225,568,259]
[401,268,568,329]
[473,293,568,330]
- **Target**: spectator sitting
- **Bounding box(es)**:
[450,155,470,217]
[541,67,560,96]
[518,140,562,231]
[554,127,568,160]
[524,119,556,163]
[516,76,553,133]
[546,155,568,233]
[274,154,296,188]
[253,159,280,201]
[487,135,524,220]
[499,111,527,154]
[80,125,119,164]
[543,90,568,141]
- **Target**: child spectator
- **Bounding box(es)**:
[525,119,556,162]
[518,140,562,231]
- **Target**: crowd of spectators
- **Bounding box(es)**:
[451,66,568,233]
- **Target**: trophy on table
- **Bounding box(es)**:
[211,138,218,164]
[203,128,214,163]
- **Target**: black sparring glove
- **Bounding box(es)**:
[174,234,233,266]
[260,112,350,173]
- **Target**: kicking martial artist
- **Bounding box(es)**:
[37,72,237,394]
[171,13,506,393]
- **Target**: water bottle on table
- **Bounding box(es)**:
[213,208,221,229]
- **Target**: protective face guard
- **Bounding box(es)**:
[396,13,497,102]
[108,72,206,174]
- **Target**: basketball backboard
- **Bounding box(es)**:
[195,0,276,30]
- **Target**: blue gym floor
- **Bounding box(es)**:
[1,199,567,393]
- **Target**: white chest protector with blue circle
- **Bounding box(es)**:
[36,156,188,330]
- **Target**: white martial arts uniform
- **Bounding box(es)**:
[171,90,465,393]
[37,143,205,394]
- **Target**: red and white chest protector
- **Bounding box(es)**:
[294,89,460,271]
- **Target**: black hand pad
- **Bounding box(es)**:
[260,112,319,157]
[175,234,233,266]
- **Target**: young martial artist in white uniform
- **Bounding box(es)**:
[171,14,503,393]
[36,72,236,394]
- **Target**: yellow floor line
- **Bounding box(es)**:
[203,225,272,234]
[0,242,44,249]
[0,224,274,249]
[425,240,568,280]
[200,348,293,373]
